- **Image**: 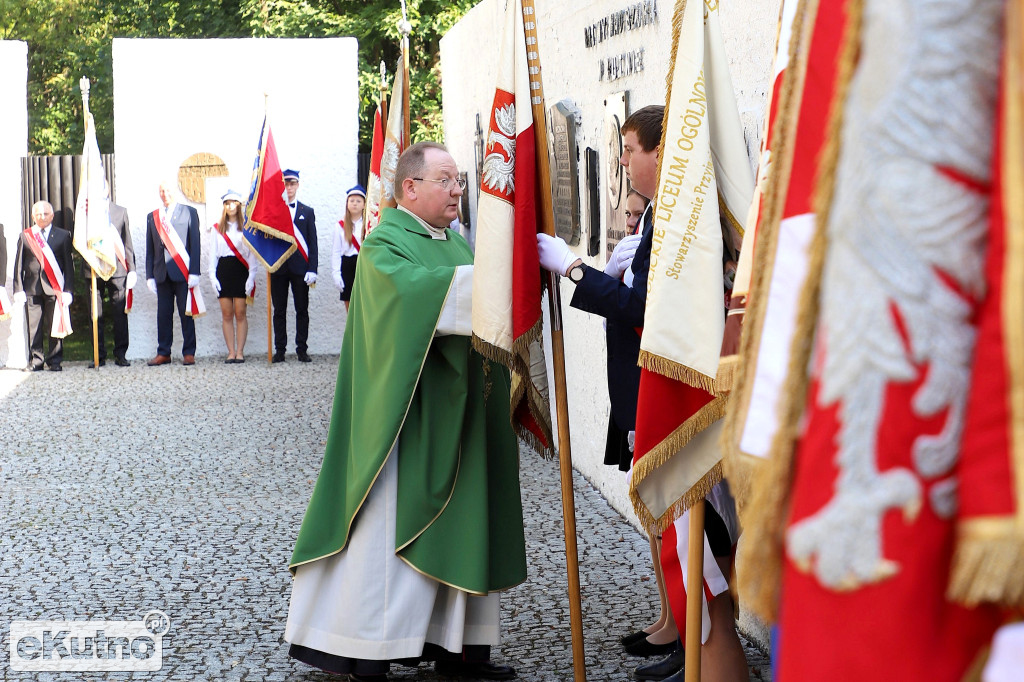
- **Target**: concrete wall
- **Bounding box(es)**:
[113,37,359,360]
[441,0,778,526]
[0,41,29,368]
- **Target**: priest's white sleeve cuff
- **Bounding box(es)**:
[435,265,473,337]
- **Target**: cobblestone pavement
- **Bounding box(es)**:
[0,358,771,681]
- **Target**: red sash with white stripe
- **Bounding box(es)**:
[220,230,256,302]
[152,209,205,317]
[111,230,133,313]
[0,286,11,321]
[22,227,72,338]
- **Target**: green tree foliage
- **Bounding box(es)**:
[0,0,475,155]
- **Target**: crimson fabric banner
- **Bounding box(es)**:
[243,116,297,273]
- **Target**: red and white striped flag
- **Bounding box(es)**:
[470,0,551,453]
[363,96,386,234]
[629,0,753,533]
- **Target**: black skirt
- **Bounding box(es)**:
[216,256,248,299]
[340,253,358,301]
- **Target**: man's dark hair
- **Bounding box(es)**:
[621,105,665,153]
[394,141,449,200]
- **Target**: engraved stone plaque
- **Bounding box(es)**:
[548,99,582,246]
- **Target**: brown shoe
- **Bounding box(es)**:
[147,355,171,366]
[182,355,196,366]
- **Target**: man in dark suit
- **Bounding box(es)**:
[145,181,201,366]
[12,201,75,371]
[92,200,136,367]
[271,168,317,363]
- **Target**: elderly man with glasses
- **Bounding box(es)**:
[285,142,523,681]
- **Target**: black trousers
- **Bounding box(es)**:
[94,276,129,360]
[271,270,310,354]
[25,294,62,368]
[156,279,196,356]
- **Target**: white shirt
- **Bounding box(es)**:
[209,221,259,277]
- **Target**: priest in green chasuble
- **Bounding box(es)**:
[285,142,526,681]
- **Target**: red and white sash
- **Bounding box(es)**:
[152,209,205,317]
[111,230,133,313]
[22,227,72,338]
[0,287,11,321]
[220,229,256,302]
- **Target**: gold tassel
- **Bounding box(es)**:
[736,0,865,623]
[638,350,718,394]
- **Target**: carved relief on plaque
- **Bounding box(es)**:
[178,152,229,203]
[548,99,583,246]
[605,91,629,261]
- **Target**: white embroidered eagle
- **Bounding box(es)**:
[785,0,1001,590]
[482,103,516,195]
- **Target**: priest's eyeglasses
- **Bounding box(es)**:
[413,176,467,192]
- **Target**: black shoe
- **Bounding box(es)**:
[25,364,44,372]
[297,351,312,363]
[658,669,687,682]
[625,636,679,657]
[634,645,684,680]
[90,359,106,368]
[621,630,652,647]
[272,352,285,363]
[434,659,516,680]
[47,364,62,372]
[114,356,130,367]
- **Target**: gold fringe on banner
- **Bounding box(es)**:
[720,0,817,508]
[629,396,728,533]
[949,0,1024,608]
[736,0,865,623]
[637,350,718,394]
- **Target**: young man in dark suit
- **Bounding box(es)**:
[13,201,75,371]
[271,168,318,363]
[145,181,201,366]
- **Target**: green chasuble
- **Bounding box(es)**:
[290,207,527,595]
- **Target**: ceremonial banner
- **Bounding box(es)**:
[364,98,386,233]
[950,1,1024,610]
[471,0,552,454]
[629,0,753,532]
[772,0,1005,678]
[72,113,117,280]
[365,48,407,235]
[243,115,297,273]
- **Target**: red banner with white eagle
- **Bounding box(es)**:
[364,97,386,234]
[470,0,551,454]
[771,0,1006,678]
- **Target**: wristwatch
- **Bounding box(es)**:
[567,263,586,283]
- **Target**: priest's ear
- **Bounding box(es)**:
[399,176,418,201]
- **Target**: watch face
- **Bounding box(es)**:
[570,265,584,282]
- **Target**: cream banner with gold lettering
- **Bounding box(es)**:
[640,0,752,389]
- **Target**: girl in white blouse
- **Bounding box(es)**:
[331,185,365,312]
[209,190,259,363]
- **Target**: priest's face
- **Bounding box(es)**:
[410,149,463,227]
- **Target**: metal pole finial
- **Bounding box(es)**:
[398,0,412,36]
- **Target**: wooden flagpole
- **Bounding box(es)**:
[80,76,101,371]
[685,500,706,681]
[399,1,411,147]
[379,61,389,141]
[521,2,587,679]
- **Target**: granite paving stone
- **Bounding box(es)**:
[0,359,770,681]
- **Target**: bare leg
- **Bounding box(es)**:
[699,556,749,682]
[219,297,236,359]
[343,300,350,312]
[233,298,248,360]
[644,534,678,645]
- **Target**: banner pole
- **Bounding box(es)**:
[266,271,272,363]
[91,270,100,368]
[685,500,706,682]
[521,1,586,679]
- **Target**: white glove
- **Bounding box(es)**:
[13,291,26,306]
[188,274,201,288]
[210,275,221,294]
[304,272,317,286]
[125,271,137,289]
[627,430,635,453]
[62,292,73,306]
[244,273,255,294]
[603,233,644,279]
[537,233,579,276]
[333,274,343,291]
[147,278,158,295]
